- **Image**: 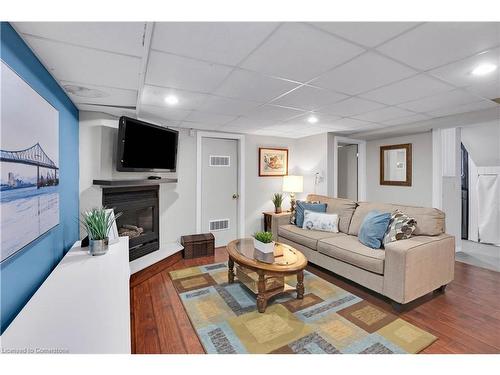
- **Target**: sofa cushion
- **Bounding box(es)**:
[295,201,327,227]
[317,235,385,274]
[278,224,342,250]
[307,194,357,233]
[358,210,391,249]
[349,202,445,237]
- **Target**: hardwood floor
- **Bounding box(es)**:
[130,247,500,354]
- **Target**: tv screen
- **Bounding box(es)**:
[116,116,178,172]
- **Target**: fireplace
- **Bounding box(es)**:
[102,185,159,261]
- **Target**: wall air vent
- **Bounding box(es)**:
[209,155,230,167]
[209,219,230,232]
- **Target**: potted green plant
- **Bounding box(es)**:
[253,231,275,253]
[272,193,284,214]
[80,208,122,256]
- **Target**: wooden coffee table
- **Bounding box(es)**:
[226,238,308,313]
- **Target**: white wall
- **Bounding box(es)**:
[365,132,433,207]
[461,121,500,167]
[79,112,299,247]
[294,133,329,198]
[244,135,296,235]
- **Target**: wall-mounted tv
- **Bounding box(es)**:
[116,116,179,172]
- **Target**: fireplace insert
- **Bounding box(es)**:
[102,185,159,261]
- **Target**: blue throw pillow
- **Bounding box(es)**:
[358,210,391,249]
[295,201,327,227]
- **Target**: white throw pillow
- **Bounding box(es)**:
[302,210,339,233]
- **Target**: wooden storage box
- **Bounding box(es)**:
[181,233,215,259]
[235,265,284,294]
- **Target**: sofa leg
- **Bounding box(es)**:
[391,301,404,313]
[434,284,447,294]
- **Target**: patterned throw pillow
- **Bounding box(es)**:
[302,211,339,232]
[289,200,321,225]
[383,209,417,246]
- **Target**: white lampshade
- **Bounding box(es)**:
[282,175,303,193]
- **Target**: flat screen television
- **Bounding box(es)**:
[116,116,179,172]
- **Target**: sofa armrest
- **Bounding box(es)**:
[383,234,455,304]
[271,213,292,241]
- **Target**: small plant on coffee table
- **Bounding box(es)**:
[254,231,273,244]
[272,193,283,213]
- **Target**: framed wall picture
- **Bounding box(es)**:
[1,61,60,262]
[380,143,412,186]
[259,148,288,177]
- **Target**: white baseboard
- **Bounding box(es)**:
[129,242,183,274]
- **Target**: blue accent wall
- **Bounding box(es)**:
[0,22,79,333]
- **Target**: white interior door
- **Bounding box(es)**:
[201,138,239,247]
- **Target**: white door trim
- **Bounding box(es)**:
[332,136,366,201]
[196,131,245,238]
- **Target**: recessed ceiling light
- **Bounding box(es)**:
[471,63,497,76]
[307,115,318,124]
[164,95,179,105]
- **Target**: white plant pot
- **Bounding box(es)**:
[254,238,275,253]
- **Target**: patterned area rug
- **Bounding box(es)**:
[169,262,437,354]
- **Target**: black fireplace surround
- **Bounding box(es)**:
[102,185,159,261]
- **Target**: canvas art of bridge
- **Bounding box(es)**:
[0,142,59,189]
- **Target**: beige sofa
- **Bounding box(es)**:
[271,194,455,309]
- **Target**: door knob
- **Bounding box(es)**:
[232,194,239,199]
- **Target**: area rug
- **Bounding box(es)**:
[169,262,437,354]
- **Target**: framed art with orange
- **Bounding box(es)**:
[259,148,288,177]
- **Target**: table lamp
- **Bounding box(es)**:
[282,175,303,212]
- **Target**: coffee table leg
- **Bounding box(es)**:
[257,271,267,313]
[228,257,235,283]
[296,270,304,299]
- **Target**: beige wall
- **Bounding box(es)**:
[365,131,433,207]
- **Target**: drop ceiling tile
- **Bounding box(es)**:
[140,104,192,122]
[141,85,208,110]
[318,97,386,117]
[151,22,278,65]
[183,111,236,126]
[323,117,374,131]
[60,81,137,106]
[252,128,301,138]
[312,52,417,95]
[146,51,233,92]
[283,112,341,129]
[426,100,498,117]
[15,22,145,56]
[271,85,347,111]
[429,47,500,88]
[398,89,484,113]
[24,36,141,90]
[215,69,298,102]
[467,82,500,101]
[360,74,455,105]
[382,113,430,126]
[377,22,500,70]
[240,23,364,82]
[311,22,419,47]
[197,95,260,117]
[294,127,329,136]
[220,118,266,133]
[353,106,416,122]
[245,104,305,124]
